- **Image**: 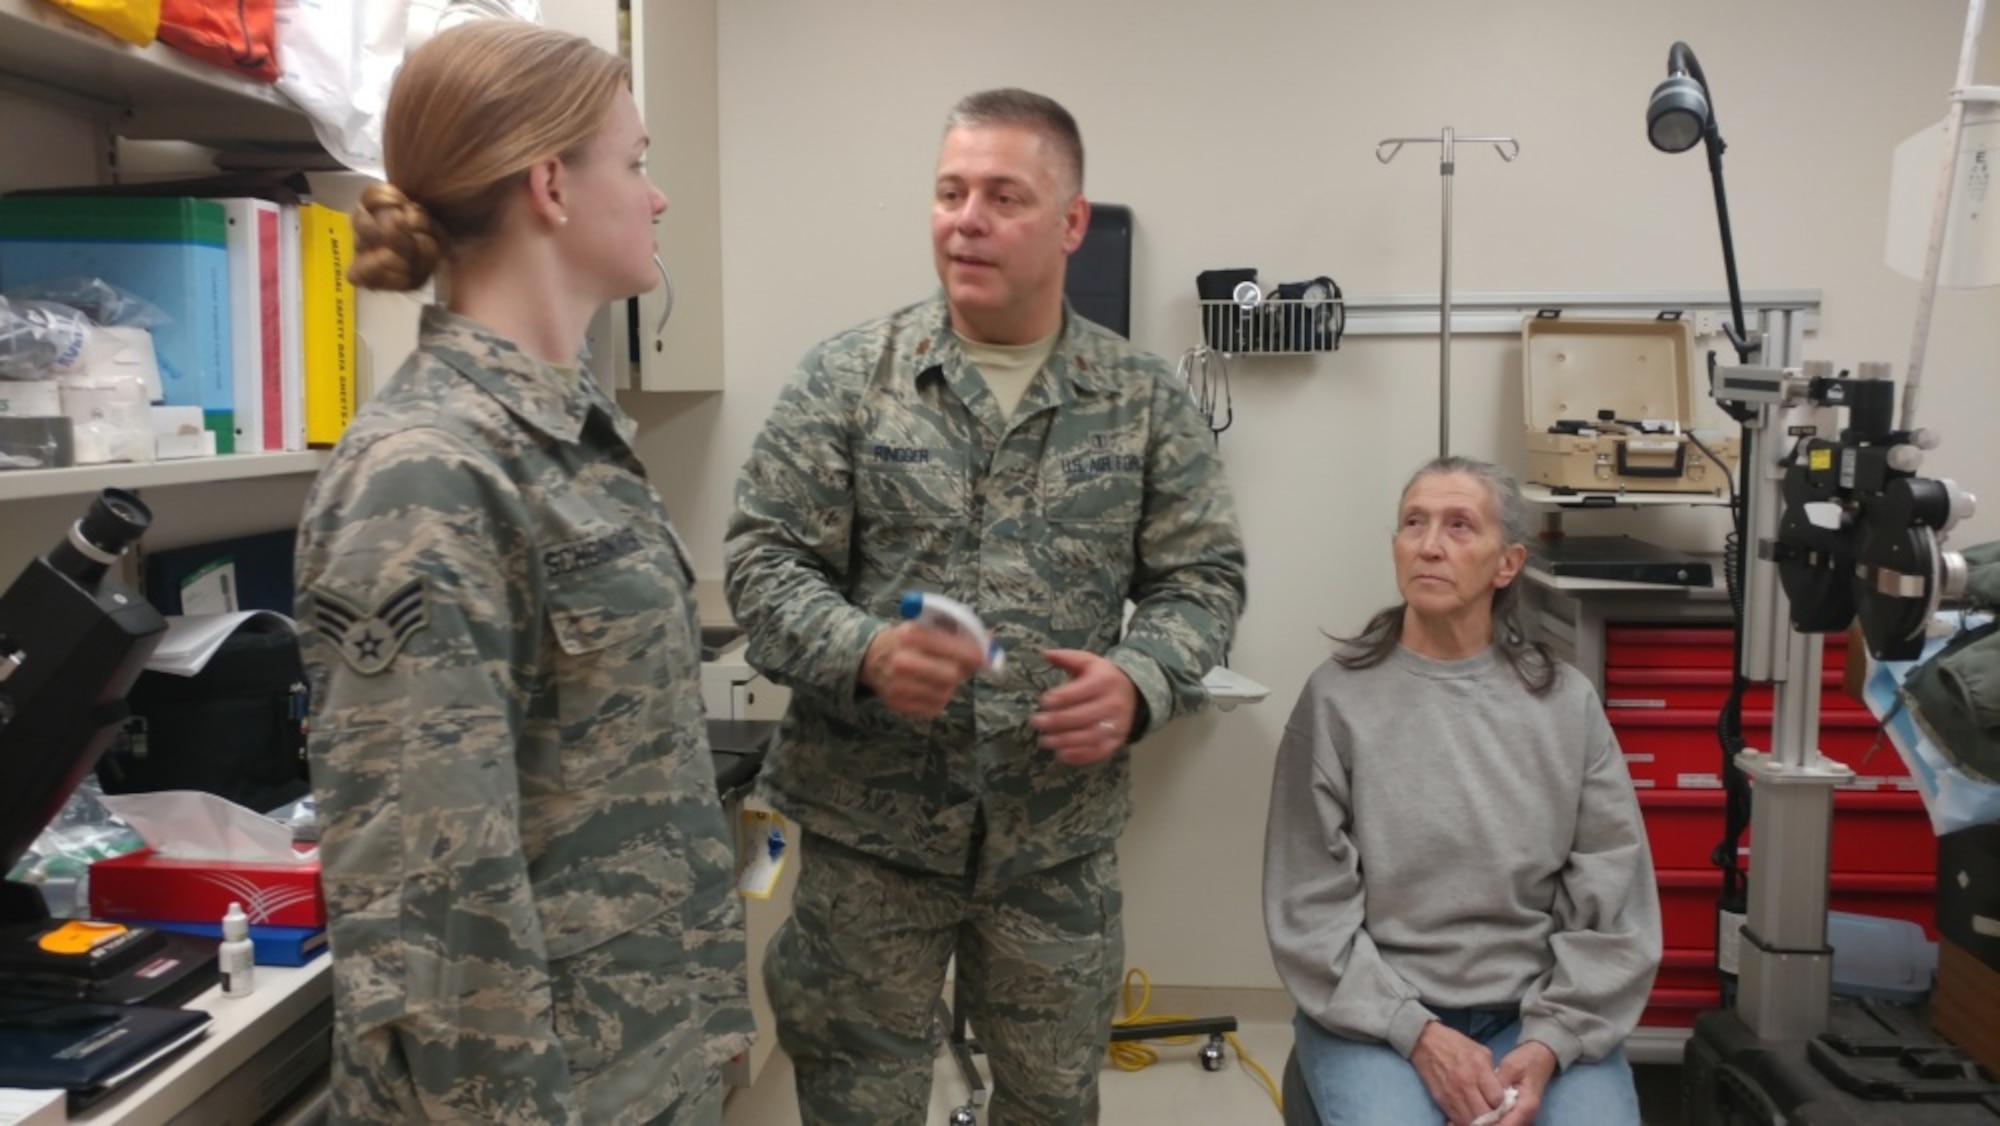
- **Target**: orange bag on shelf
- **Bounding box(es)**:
[157,0,280,83]
[43,0,162,46]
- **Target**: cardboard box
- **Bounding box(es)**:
[1522,316,1738,495]
[89,848,324,928]
[1933,938,2000,1078]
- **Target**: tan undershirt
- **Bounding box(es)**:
[959,331,1059,420]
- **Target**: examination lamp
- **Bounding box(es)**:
[1647,41,1755,366]
[1646,43,1712,154]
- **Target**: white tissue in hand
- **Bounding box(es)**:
[98,790,317,863]
[1469,1086,1518,1126]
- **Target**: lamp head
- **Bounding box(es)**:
[1647,42,1712,154]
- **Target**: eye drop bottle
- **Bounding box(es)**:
[899,591,1005,673]
[220,901,256,998]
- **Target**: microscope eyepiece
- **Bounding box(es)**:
[78,489,151,557]
[49,489,153,585]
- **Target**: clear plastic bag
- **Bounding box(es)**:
[265,793,321,843]
[0,297,92,380]
[5,278,168,332]
[6,776,147,918]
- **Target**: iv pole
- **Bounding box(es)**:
[1901,0,1991,430]
[1377,128,1520,457]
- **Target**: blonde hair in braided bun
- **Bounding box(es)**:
[346,20,628,293]
[349,182,446,291]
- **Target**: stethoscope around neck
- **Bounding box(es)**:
[651,253,674,335]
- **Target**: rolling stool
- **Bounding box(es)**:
[1280,1046,1320,1125]
[942,976,1238,1124]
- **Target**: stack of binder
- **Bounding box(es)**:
[0,999,209,1112]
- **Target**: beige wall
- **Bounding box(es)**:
[5,2,1996,992]
[620,0,2000,989]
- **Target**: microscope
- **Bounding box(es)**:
[0,487,166,920]
[0,489,217,1004]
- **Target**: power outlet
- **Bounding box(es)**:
[1693,310,1722,338]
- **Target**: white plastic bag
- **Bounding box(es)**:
[273,0,542,177]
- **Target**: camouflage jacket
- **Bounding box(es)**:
[297,307,750,1124]
[725,296,1246,884]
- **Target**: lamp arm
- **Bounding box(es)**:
[1672,41,1755,363]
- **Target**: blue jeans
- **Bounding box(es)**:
[1291,1008,1641,1125]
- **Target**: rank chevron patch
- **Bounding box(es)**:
[313,576,429,676]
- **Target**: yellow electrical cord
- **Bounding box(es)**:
[1107,967,1283,1114]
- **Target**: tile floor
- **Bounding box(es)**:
[722,1021,1689,1125]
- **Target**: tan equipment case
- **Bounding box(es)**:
[1522,316,1737,495]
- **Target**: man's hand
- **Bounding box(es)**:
[1410,1022,1509,1126]
[858,622,986,718]
[1029,649,1139,766]
[1491,1040,1558,1125]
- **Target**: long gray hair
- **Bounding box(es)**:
[1332,456,1555,694]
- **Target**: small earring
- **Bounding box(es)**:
[557,214,569,226]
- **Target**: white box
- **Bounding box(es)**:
[156,428,218,460]
[0,379,63,418]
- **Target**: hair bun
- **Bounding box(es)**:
[349,182,445,292]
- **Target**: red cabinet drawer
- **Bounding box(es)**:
[1655,868,1936,949]
[1606,624,1849,671]
[1611,707,1901,789]
[1606,626,1735,669]
[1639,788,1936,874]
[1640,986,1719,1029]
[1603,665,1863,713]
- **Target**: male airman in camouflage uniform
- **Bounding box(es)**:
[725,89,1247,1125]
[299,307,752,1125]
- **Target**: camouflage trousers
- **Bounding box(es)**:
[639,1079,723,1126]
[767,832,1124,1126]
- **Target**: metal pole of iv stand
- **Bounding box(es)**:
[1725,312,1853,1042]
[1376,128,1519,457]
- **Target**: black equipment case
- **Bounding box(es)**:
[1684,1000,2000,1124]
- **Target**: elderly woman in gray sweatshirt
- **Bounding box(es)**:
[1263,456,1661,1126]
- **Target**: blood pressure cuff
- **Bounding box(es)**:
[97,617,309,813]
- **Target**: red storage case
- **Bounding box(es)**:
[1639,789,1937,874]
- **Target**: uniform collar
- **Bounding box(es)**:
[910,293,1125,406]
[422,305,632,446]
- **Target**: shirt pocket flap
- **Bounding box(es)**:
[546,572,671,656]
[535,845,686,962]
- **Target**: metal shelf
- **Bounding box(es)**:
[0,0,316,147]
[0,451,327,502]
[1339,288,1822,337]
[1522,483,1732,509]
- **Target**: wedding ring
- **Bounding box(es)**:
[1098,720,1117,733]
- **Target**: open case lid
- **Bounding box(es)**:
[1521,316,1696,429]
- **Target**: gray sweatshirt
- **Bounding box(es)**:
[1262,645,1661,1069]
